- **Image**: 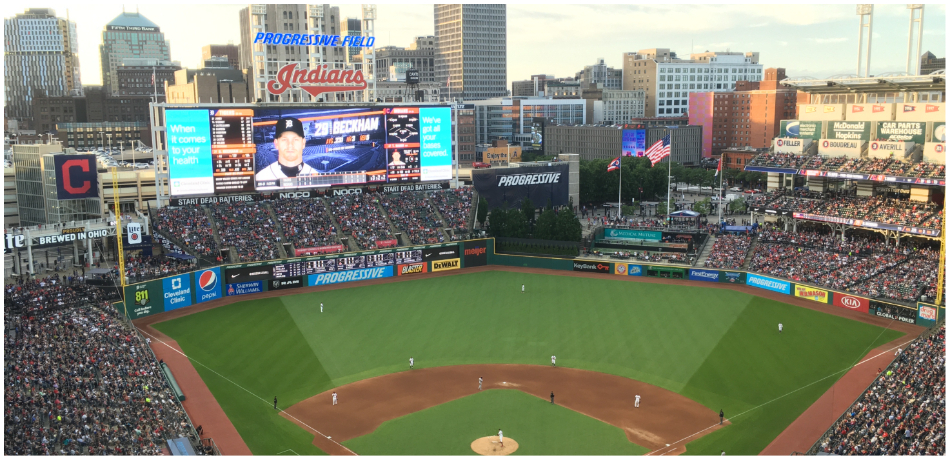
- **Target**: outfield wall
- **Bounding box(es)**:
[120,238,944,326]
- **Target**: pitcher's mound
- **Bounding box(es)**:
[471,436,519,455]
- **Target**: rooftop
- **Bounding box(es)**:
[106,12,160,29]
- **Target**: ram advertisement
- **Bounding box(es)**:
[472,164,570,209]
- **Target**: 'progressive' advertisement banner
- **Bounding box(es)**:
[308,266,393,286]
[689,269,719,282]
[746,274,791,295]
[472,164,570,209]
[832,292,869,314]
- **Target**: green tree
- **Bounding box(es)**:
[694,197,712,215]
[476,197,488,228]
[729,197,747,213]
[521,198,535,227]
[657,201,669,216]
[555,208,582,242]
[535,208,558,240]
[506,207,529,238]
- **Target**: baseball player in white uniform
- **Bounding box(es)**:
[551,355,556,367]
[498,429,504,448]
[521,284,525,293]
[332,392,338,405]
[409,357,414,369]
[320,302,323,313]
[479,377,483,391]
[778,323,783,333]
[635,394,641,408]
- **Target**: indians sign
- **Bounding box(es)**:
[267,63,367,97]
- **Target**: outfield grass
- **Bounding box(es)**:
[153,270,904,455]
[343,389,651,455]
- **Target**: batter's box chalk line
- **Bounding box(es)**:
[644,338,915,456]
[139,329,358,456]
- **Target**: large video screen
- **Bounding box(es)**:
[165,106,452,196]
[621,129,646,157]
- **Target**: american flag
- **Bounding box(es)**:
[645,134,671,166]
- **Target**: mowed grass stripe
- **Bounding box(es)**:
[680,296,904,454]
[343,389,651,456]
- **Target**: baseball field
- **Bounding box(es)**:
[148,269,905,455]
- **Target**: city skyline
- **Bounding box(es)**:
[2,3,946,91]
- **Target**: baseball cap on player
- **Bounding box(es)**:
[275,116,305,139]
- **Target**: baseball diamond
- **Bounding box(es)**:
[138,267,920,456]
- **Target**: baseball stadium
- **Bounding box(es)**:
[4,83,946,456]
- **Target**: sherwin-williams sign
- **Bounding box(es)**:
[780,120,822,140]
[828,121,870,141]
[603,229,662,241]
[876,121,926,144]
[746,274,791,295]
[794,285,829,303]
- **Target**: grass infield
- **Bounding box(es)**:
[153,270,903,455]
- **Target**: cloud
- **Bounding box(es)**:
[779,41,788,46]
[810,37,849,44]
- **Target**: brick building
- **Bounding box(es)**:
[32,86,152,134]
[201,44,240,70]
[688,68,807,158]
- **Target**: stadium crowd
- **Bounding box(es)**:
[3,300,201,455]
[747,154,945,179]
[703,234,753,269]
[272,198,341,252]
[746,190,942,230]
[379,191,446,245]
[123,255,194,283]
[328,193,395,250]
[4,276,118,314]
[815,325,945,456]
[210,202,281,262]
[429,189,474,240]
[152,208,220,259]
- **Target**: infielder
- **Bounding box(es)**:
[479,377,483,391]
[551,355,556,367]
[498,429,504,448]
[778,323,783,333]
[410,357,414,369]
[635,394,641,408]
[332,392,338,405]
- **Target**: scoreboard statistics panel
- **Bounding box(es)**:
[394,250,423,265]
[336,255,366,271]
[210,109,256,193]
[364,252,394,267]
[306,259,337,273]
[384,108,422,183]
[272,261,308,279]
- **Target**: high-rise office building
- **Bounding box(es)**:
[575,59,622,91]
[340,17,362,63]
[99,11,171,96]
[239,4,348,103]
[4,8,82,125]
[201,44,240,70]
[434,4,507,101]
[623,48,762,118]
[366,36,436,83]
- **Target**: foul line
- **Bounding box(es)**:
[139,329,358,456]
[644,337,917,456]
[276,448,300,455]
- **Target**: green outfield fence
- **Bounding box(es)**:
[119,237,944,326]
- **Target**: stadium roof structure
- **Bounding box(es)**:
[780,71,945,95]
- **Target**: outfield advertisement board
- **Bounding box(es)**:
[225,265,273,284]
[308,266,394,286]
[627,264,643,276]
[125,280,164,319]
[162,274,193,311]
[869,300,916,324]
[462,240,488,267]
[828,121,871,141]
[875,121,926,144]
[573,260,611,273]
[689,269,720,282]
[193,267,223,304]
[431,258,460,272]
[603,229,662,241]
[917,304,938,324]
[397,263,427,276]
[269,277,304,290]
[472,164,570,210]
[832,292,869,314]
[423,246,460,262]
[794,285,829,303]
[747,274,791,295]
[226,281,265,296]
[719,271,746,284]
[780,120,823,140]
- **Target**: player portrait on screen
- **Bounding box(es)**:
[389,150,406,166]
[255,117,318,180]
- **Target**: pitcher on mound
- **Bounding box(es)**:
[498,429,504,448]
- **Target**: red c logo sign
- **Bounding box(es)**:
[62,159,91,195]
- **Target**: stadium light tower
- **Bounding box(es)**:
[856,4,874,77]
[906,5,925,75]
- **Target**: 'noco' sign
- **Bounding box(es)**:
[267,63,367,97]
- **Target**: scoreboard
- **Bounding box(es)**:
[336,255,365,271]
[395,250,422,265]
[211,109,256,193]
[365,253,394,267]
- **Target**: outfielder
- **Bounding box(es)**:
[778,322,783,333]
[498,429,504,448]
[332,392,338,405]
[635,394,640,408]
[522,284,525,293]
[410,357,414,369]
[551,355,556,367]
[320,302,323,313]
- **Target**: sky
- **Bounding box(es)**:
[3,1,946,88]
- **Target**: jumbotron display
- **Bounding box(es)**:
[165,106,452,196]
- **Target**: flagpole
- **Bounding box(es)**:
[666,130,672,228]
[718,151,723,225]
[618,156,622,221]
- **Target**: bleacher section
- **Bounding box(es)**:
[327,193,396,250]
[272,198,342,253]
[747,154,945,180]
[379,191,446,245]
[210,202,282,262]
[747,189,943,230]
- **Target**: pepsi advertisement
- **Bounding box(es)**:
[193,267,222,304]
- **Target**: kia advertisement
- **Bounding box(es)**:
[689,269,720,283]
[162,274,193,311]
[746,274,791,295]
[831,292,869,314]
[193,267,222,304]
[573,260,610,274]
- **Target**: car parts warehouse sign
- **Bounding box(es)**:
[875,121,925,144]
